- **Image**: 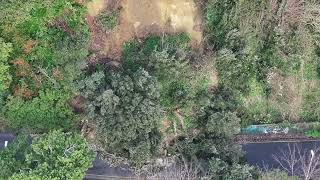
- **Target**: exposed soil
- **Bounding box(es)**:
[86,0,203,60]
[87,0,107,17]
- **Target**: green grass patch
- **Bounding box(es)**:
[305,130,320,138]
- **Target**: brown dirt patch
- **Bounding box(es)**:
[86,0,203,60]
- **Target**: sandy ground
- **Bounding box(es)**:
[86,0,203,60]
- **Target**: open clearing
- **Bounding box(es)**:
[86,0,203,59]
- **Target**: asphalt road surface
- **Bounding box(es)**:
[243,140,320,170]
[84,157,134,180]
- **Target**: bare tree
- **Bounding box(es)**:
[273,143,320,180]
[272,144,300,176]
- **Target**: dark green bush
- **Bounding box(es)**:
[142,35,161,56]
[216,49,253,92]
[204,0,237,49]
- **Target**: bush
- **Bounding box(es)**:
[300,88,320,122]
[97,10,120,29]
[3,89,75,133]
[204,0,237,49]
[216,49,253,92]
[76,69,162,166]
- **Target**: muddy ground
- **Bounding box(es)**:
[86,0,203,60]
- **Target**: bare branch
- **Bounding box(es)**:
[273,143,320,180]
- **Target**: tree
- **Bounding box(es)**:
[0,130,95,179]
[273,143,320,180]
[0,38,12,94]
[0,134,30,179]
[23,130,95,179]
[175,86,254,179]
[77,68,162,165]
[3,89,75,133]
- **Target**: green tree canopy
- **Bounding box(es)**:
[0,38,12,94]
[77,68,162,165]
[3,89,75,133]
[0,130,95,179]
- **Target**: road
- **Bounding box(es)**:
[243,140,320,170]
[84,157,135,180]
[84,141,320,179]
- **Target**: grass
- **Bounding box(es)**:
[305,130,320,138]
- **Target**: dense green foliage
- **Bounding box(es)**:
[175,87,256,179]
[122,33,208,128]
[0,130,94,179]
[1,0,320,178]
[0,38,13,108]
[204,0,320,124]
[0,134,30,179]
[0,38,12,94]
[76,69,162,165]
[3,89,74,133]
[0,0,89,133]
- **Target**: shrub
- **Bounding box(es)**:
[300,88,320,122]
[204,0,237,49]
[3,89,75,133]
[216,49,253,92]
[97,10,120,29]
[122,39,141,71]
